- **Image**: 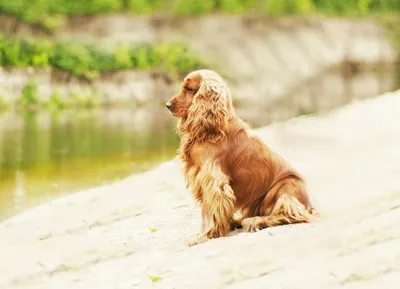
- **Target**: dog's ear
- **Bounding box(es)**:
[185,76,228,144]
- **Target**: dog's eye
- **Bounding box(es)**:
[185,87,193,92]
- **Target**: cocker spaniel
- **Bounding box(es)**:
[166,69,318,246]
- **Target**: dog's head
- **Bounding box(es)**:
[166,69,234,143]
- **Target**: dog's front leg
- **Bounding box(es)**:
[186,161,236,247]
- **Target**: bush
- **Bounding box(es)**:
[126,0,153,14]
[172,0,215,16]
[69,89,100,108]
[312,0,359,14]
[0,37,206,79]
[312,0,400,15]
[19,78,39,107]
[215,0,247,13]
[0,0,123,30]
[50,43,101,79]
[46,86,65,109]
[265,0,315,15]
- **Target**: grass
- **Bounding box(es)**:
[148,274,162,286]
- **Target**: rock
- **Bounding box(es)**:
[0,68,174,105]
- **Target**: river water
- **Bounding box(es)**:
[0,68,399,220]
[0,108,179,219]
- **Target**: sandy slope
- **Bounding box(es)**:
[0,90,399,289]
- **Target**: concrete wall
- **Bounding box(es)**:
[0,15,398,106]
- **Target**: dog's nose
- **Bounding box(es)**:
[166,102,173,110]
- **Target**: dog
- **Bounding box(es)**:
[166,69,318,246]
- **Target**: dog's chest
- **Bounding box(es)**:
[189,142,217,166]
[184,163,202,201]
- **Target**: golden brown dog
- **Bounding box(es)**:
[166,69,318,246]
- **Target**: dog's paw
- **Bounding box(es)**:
[241,217,265,233]
[185,233,209,247]
[230,220,243,230]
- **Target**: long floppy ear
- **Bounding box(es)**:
[184,76,228,144]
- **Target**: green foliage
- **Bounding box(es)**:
[42,15,67,31]
[51,44,96,79]
[68,89,100,109]
[46,86,66,109]
[148,274,162,286]
[152,43,205,74]
[0,93,9,110]
[172,0,215,15]
[126,0,153,14]
[312,0,359,14]
[0,36,53,67]
[115,45,133,69]
[312,0,400,15]
[80,92,100,109]
[265,0,314,15]
[216,0,247,13]
[379,15,400,58]
[0,37,206,79]
[19,78,39,107]
[265,0,296,15]
[0,0,399,30]
[0,0,122,30]
[298,0,315,13]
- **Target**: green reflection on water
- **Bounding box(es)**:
[0,108,179,220]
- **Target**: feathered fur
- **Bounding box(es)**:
[166,69,318,246]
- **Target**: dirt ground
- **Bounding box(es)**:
[0,90,399,289]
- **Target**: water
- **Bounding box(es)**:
[0,67,398,220]
[0,107,179,219]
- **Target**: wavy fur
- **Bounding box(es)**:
[166,69,318,247]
